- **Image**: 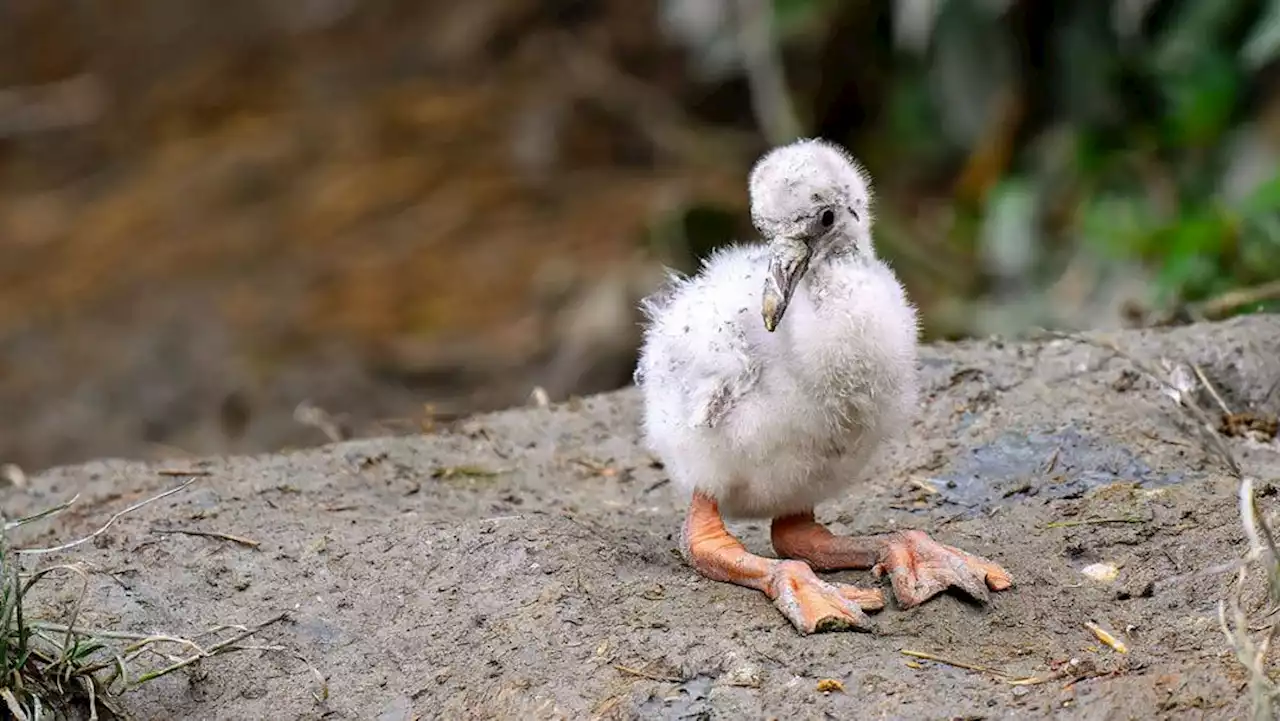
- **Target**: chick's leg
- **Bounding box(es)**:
[682,492,882,634]
[771,512,1012,608]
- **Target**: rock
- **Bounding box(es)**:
[3,316,1277,720]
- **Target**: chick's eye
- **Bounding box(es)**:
[820,209,835,227]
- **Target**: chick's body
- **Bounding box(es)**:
[637,244,919,519]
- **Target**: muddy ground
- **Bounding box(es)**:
[5,315,1280,720]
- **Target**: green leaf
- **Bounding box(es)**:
[1238,172,1280,215]
[772,0,837,38]
[1080,194,1154,257]
[1159,50,1241,146]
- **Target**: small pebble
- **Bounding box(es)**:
[1080,562,1119,583]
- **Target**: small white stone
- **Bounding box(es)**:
[725,663,762,688]
[0,463,26,488]
[1080,562,1119,583]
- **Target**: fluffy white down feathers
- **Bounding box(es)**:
[635,139,920,519]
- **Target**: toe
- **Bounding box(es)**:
[947,564,991,603]
[837,584,885,611]
[983,562,1014,591]
[882,532,1011,607]
[942,541,1014,592]
[812,612,862,633]
[769,562,872,634]
[891,567,946,608]
[802,580,873,633]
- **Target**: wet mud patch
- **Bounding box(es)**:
[932,425,1185,510]
[637,675,715,720]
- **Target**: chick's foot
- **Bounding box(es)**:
[873,530,1012,608]
[682,493,882,635]
[771,513,1011,608]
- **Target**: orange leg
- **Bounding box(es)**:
[771,512,1012,608]
[682,492,883,634]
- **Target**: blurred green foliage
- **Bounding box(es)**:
[784,0,1280,324]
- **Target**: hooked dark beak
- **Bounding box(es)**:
[761,237,811,332]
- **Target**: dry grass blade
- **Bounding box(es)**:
[2,483,313,719]
[80,674,98,721]
[0,688,30,721]
[151,527,260,548]
[1192,364,1233,415]
[1239,477,1280,570]
[3,495,80,533]
[899,649,1012,678]
[19,477,200,556]
[129,611,291,686]
[297,653,329,702]
[613,663,683,683]
[908,477,940,495]
[1220,476,1280,720]
[1043,516,1144,529]
[734,0,802,144]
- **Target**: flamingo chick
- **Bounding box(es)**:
[635,138,1011,634]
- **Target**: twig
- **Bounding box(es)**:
[151,528,260,548]
[899,649,1011,678]
[613,663,683,683]
[156,469,211,477]
[1191,279,1280,320]
[1263,377,1280,409]
[1043,517,1144,529]
[1192,364,1233,415]
[1006,658,1095,687]
[19,477,200,555]
[643,478,670,494]
[1042,446,1061,475]
[1007,670,1071,686]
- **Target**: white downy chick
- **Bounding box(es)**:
[634,139,1009,636]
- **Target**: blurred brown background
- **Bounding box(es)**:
[2,0,1277,473]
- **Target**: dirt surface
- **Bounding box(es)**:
[6,315,1280,720]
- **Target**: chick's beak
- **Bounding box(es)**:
[761,237,811,332]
